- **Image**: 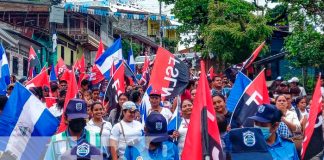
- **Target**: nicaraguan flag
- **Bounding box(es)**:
[127,48,136,73]
[50,65,57,82]
[167,98,181,132]
[139,85,152,124]
[226,71,251,112]
[95,38,123,80]
[0,44,10,94]
[0,83,59,159]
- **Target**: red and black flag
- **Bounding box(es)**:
[25,68,50,89]
[241,41,265,70]
[230,69,270,128]
[182,60,224,160]
[139,56,150,90]
[55,58,67,77]
[208,66,215,80]
[301,75,323,160]
[123,61,138,85]
[73,54,86,89]
[28,46,40,79]
[105,64,125,109]
[91,40,105,85]
[149,47,190,99]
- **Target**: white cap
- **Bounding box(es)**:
[288,77,299,83]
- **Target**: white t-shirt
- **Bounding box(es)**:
[86,119,112,146]
[110,120,143,158]
[148,107,173,123]
[178,117,190,156]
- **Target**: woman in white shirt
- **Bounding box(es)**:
[110,101,143,160]
[86,102,112,159]
[171,99,193,156]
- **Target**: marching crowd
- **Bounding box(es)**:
[0,70,324,160]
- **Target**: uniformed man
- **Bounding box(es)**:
[123,112,179,160]
[248,104,299,160]
[44,98,102,160]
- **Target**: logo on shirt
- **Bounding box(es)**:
[76,142,90,157]
[155,122,163,130]
[76,103,83,111]
[136,156,143,160]
[258,105,265,113]
[243,130,255,147]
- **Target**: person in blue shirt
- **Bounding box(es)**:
[123,112,179,160]
[249,103,299,160]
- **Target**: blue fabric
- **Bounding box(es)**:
[277,122,293,139]
[226,71,251,112]
[267,133,299,160]
[127,48,135,73]
[124,137,179,160]
[50,65,57,81]
[0,44,10,95]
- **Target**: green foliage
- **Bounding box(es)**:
[162,38,179,53]
[203,0,273,64]
[285,26,324,68]
[121,39,142,59]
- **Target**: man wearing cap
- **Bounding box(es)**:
[149,89,172,123]
[288,77,306,96]
[248,104,299,160]
[123,112,179,160]
[44,98,102,160]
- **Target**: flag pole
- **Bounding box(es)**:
[201,106,210,160]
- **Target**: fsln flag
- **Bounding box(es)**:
[25,68,50,89]
[0,82,59,159]
[28,46,40,79]
[123,60,138,84]
[208,66,215,80]
[127,48,136,73]
[0,43,10,94]
[104,63,125,109]
[182,60,224,160]
[139,56,150,90]
[139,85,153,124]
[241,41,265,70]
[90,39,106,84]
[95,38,123,80]
[50,65,57,82]
[57,69,78,133]
[301,74,323,160]
[55,58,67,77]
[226,71,252,112]
[167,96,181,132]
[230,69,270,128]
[149,47,189,99]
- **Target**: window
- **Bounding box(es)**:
[23,58,28,76]
[71,50,74,65]
[12,57,18,75]
[61,46,65,60]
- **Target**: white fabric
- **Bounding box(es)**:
[96,49,122,74]
[48,105,63,117]
[110,120,143,157]
[285,110,301,132]
[148,107,173,123]
[178,117,190,156]
[5,95,45,159]
[299,86,307,96]
[321,87,324,97]
[86,119,112,147]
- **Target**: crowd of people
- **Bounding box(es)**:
[0,70,324,160]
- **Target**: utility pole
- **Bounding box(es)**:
[159,0,163,47]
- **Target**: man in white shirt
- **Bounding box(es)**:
[148,89,172,123]
[288,77,306,96]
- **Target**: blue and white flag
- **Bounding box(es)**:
[139,85,152,124]
[127,48,135,73]
[167,97,182,132]
[0,83,59,159]
[50,65,57,82]
[226,71,252,112]
[0,44,10,95]
[95,38,123,80]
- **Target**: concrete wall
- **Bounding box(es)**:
[114,18,148,36]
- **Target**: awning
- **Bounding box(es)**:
[0,28,19,47]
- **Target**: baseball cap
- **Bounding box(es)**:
[122,101,137,111]
[226,127,273,160]
[149,89,161,97]
[65,98,88,120]
[280,81,288,86]
[248,104,282,123]
[276,76,283,81]
[145,112,169,143]
[60,141,102,160]
[288,77,299,83]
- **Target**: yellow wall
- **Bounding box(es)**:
[147,19,159,36]
[165,29,177,40]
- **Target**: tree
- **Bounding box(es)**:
[121,39,142,59]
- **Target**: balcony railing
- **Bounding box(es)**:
[57,27,100,43]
